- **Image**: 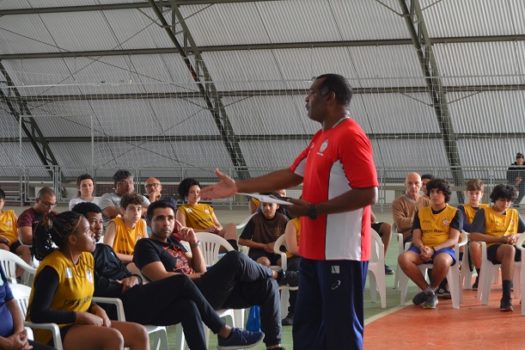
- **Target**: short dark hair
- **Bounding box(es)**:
[517,152,524,159]
[120,193,145,209]
[466,179,484,192]
[426,178,451,203]
[146,199,177,222]
[0,188,5,200]
[316,74,352,106]
[37,186,55,199]
[113,169,132,185]
[421,174,434,181]
[489,184,516,202]
[72,202,102,217]
[77,173,95,187]
[178,178,200,200]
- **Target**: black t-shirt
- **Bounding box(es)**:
[133,237,194,276]
[93,243,132,297]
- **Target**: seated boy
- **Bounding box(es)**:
[104,193,148,264]
[239,196,288,266]
[0,189,31,265]
[470,184,525,311]
[457,179,489,289]
[398,179,462,309]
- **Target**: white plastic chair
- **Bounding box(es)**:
[460,238,476,289]
[398,231,468,309]
[515,234,525,315]
[11,283,64,350]
[92,297,169,350]
[367,229,387,308]
[273,234,299,315]
[392,224,404,289]
[477,241,521,305]
[0,249,36,285]
[194,232,242,342]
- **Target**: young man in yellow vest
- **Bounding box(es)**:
[104,193,148,264]
[398,179,462,309]
[470,184,525,311]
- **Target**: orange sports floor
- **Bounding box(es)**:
[365,288,525,349]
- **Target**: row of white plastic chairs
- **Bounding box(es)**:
[366,225,525,314]
[2,231,245,350]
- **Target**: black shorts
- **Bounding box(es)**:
[486,244,522,264]
[371,222,384,236]
[248,248,281,265]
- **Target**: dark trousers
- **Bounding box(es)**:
[293,258,368,350]
[195,251,282,347]
[29,340,54,350]
[122,274,225,350]
[287,256,301,315]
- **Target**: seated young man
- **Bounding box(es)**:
[104,193,148,264]
[398,179,462,309]
[73,202,263,350]
[0,189,31,265]
[134,200,296,350]
[457,179,489,289]
[239,196,289,267]
[370,211,393,275]
[469,184,525,311]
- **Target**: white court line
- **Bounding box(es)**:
[365,303,410,326]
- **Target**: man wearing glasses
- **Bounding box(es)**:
[99,169,150,225]
[507,152,525,208]
[17,186,57,245]
[144,177,163,202]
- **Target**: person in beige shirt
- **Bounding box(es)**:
[392,172,431,242]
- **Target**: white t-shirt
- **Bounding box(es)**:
[68,197,101,211]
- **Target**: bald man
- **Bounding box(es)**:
[392,172,431,242]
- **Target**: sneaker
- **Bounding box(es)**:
[421,292,439,309]
[384,265,394,275]
[412,290,430,305]
[500,299,513,312]
[218,328,265,350]
[472,276,479,290]
[278,270,299,287]
[282,314,293,326]
[436,287,451,299]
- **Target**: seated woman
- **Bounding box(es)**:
[176,178,238,248]
[68,174,100,211]
[1,264,54,350]
[28,211,149,349]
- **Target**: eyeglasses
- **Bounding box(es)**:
[40,201,56,208]
[146,183,161,188]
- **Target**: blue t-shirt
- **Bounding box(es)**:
[0,265,14,337]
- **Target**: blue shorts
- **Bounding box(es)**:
[408,245,457,266]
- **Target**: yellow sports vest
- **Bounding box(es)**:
[286,218,301,258]
[28,251,94,344]
[0,210,18,245]
[111,216,147,256]
[483,207,519,246]
[462,203,489,225]
[178,203,216,230]
[418,205,458,247]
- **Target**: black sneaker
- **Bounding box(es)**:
[384,265,394,275]
[500,298,513,312]
[472,276,479,290]
[281,314,293,326]
[422,292,439,309]
[217,328,264,350]
[278,270,299,287]
[412,290,431,305]
[436,287,451,299]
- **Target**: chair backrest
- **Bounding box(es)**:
[0,249,36,284]
[10,283,32,318]
[370,229,384,264]
[196,232,234,265]
[273,234,287,255]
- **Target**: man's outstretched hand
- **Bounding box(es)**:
[200,168,238,199]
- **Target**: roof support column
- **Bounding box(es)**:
[398,0,465,202]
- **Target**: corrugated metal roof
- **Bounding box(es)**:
[240,139,309,169]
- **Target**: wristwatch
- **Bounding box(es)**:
[306,204,318,220]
